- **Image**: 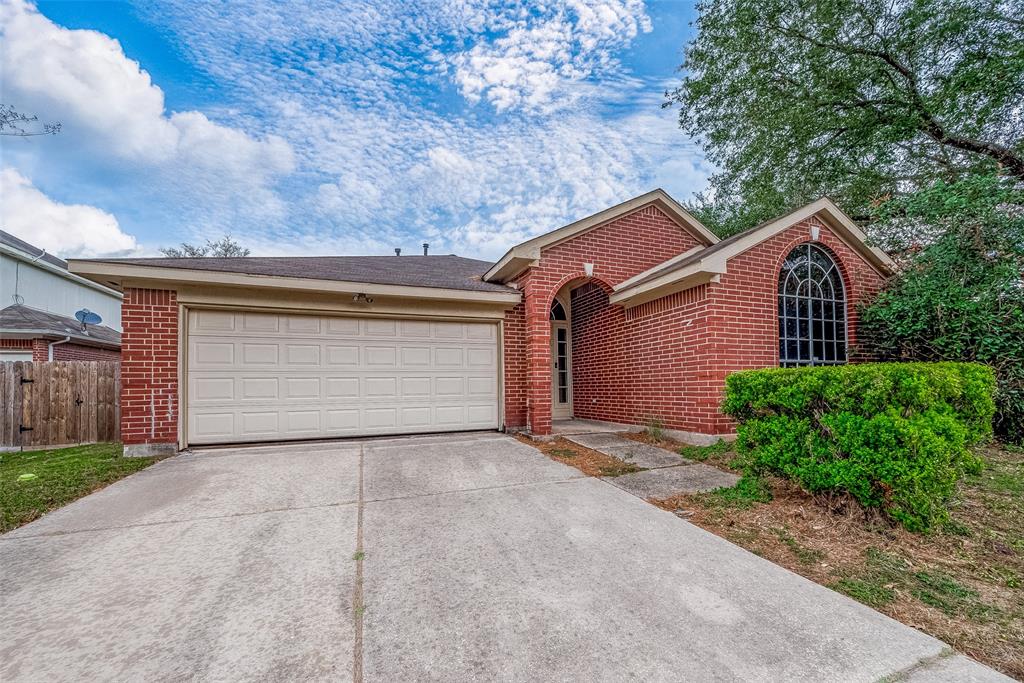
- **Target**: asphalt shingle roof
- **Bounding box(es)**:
[0,230,68,269]
[95,255,515,293]
[0,305,121,347]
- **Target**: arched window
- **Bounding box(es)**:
[778,243,847,366]
[550,299,567,321]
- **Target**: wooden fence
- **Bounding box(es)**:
[1,361,120,448]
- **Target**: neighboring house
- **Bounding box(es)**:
[0,231,122,362]
[70,190,895,455]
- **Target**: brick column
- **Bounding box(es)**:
[31,339,49,361]
[523,275,553,436]
[121,288,179,456]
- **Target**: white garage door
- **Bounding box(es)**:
[186,310,500,445]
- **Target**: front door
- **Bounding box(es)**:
[551,322,572,419]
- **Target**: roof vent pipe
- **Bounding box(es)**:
[394,248,401,256]
[423,243,429,256]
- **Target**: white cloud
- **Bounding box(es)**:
[0,167,140,258]
[450,0,652,112]
[0,0,294,181]
[1,0,709,259]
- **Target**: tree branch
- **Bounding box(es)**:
[767,24,1024,178]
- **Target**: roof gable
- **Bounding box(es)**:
[483,189,718,283]
[610,197,897,307]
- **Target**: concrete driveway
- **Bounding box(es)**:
[0,433,1008,682]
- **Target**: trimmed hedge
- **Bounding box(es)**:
[722,363,996,531]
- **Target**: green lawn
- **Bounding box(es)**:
[0,443,160,532]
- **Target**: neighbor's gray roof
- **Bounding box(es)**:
[94,255,515,293]
[0,230,68,269]
[0,305,121,347]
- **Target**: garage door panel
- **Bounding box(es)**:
[435,405,464,425]
[326,377,359,398]
[285,377,320,399]
[242,343,278,365]
[326,318,360,335]
[241,411,279,435]
[193,310,236,332]
[365,319,397,336]
[467,404,498,424]
[365,346,397,366]
[326,345,360,366]
[241,377,278,400]
[187,311,500,444]
[467,376,495,396]
[401,376,431,396]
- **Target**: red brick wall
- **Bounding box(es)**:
[51,343,121,362]
[32,339,49,362]
[570,283,715,431]
[503,298,528,429]
[121,288,178,446]
[502,204,705,432]
[685,217,886,433]
[505,214,887,436]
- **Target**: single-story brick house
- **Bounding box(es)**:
[70,190,895,455]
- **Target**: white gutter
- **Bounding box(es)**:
[48,336,71,361]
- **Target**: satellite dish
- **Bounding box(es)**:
[75,309,102,329]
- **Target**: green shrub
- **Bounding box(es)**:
[723,362,995,531]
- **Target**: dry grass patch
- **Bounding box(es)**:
[515,435,641,477]
[652,443,1024,679]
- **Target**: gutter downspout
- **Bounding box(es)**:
[48,336,71,361]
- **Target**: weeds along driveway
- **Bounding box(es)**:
[0,433,1009,682]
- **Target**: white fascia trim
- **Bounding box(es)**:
[609,255,727,307]
[68,260,523,305]
[613,246,705,291]
[0,243,124,299]
[483,189,718,283]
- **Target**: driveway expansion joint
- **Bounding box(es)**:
[1,499,361,540]
[352,445,365,683]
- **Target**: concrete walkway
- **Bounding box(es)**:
[0,433,1011,682]
[565,432,740,498]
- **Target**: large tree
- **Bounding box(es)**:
[668,0,1024,238]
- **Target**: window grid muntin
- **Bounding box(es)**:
[779,243,848,367]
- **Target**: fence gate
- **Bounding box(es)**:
[0,361,121,448]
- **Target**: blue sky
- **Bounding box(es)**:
[0,0,709,260]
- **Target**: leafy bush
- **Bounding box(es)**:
[723,363,995,531]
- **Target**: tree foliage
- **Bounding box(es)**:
[0,104,61,137]
[160,235,251,258]
[668,0,1024,237]
[860,175,1024,442]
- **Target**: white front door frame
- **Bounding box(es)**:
[550,321,572,419]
